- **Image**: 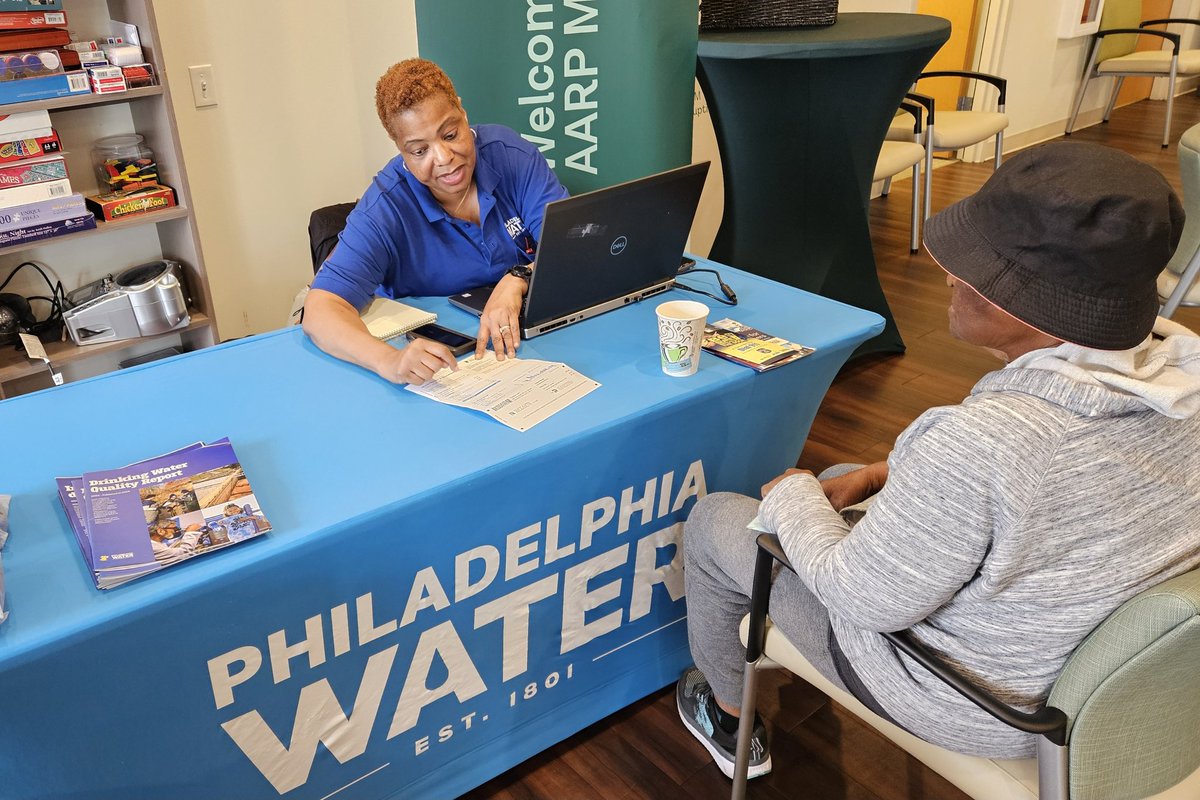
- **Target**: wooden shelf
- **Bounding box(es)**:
[0,310,210,384]
[0,1,219,399]
[0,206,190,258]
[0,86,164,116]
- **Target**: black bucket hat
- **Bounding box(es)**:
[924,141,1184,350]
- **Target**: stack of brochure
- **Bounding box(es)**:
[701,318,815,372]
[55,439,270,589]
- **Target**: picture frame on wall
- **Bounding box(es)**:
[1059,0,1106,38]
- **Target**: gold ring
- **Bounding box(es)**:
[499,325,511,334]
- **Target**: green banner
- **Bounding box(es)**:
[416,0,698,195]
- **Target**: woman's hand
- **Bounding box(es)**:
[380,337,459,385]
[476,273,527,360]
[303,288,456,385]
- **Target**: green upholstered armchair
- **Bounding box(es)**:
[732,533,1200,800]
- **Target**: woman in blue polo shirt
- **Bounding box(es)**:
[303,58,568,385]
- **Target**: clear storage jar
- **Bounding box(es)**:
[92,133,158,193]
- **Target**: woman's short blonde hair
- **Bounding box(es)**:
[375,58,459,139]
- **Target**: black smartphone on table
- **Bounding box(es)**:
[406,323,476,356]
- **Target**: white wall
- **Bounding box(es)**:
[989,3,1095,148]
[152,0,417,339]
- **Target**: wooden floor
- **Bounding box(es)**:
[463,96,1200,800]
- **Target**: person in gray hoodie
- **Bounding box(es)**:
[676,141,1200,780]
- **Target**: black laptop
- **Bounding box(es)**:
[449,161,710,338]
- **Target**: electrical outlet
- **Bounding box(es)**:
[188,64,218,108]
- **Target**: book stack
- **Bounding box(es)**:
[0,0,91,105]
[56,439,272,589]
[0,108,93,247]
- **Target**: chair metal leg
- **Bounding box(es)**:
[882,176,892,196]
[1162,247,1200,317]
[731,660,761,800]
[1103,76,1125,122]
[995,103,1005,168]
[732,539,778,800]
[1066,40,1100,135]
[1036,735,1070,800]
[922,125,934,221]
[1164,59,1179,148]
[1066,76,1091,134]
[909,162,920,252]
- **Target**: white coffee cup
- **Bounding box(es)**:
[656,300,709,377]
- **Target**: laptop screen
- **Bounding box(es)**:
[521,162,710,332]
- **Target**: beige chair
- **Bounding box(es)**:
[1065,0,1200,148]
[732,533,1200,800]
[887,72,1008,224]
[1161,122,1200,317]
[875,98,928,253]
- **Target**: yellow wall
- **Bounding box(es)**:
[152,0,418,339]
[914,0,983,112]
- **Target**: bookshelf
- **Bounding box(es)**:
[0,0,217,399]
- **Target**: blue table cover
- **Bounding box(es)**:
[0,261,881,800]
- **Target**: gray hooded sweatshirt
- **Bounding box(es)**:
[759,318,1200,758]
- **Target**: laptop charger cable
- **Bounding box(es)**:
[675,262,738,306]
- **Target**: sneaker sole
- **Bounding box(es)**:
[675,692,772,780]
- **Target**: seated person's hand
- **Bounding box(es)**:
[819,461,888,511]
[759,462,889,510]
[477,273,527,360]
[761,468,813,498]
[383,337,459,385]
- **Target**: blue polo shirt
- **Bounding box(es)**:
[311,124,568,309]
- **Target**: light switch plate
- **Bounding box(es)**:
[188,64,217,108]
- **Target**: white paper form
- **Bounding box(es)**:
[405,353,600,432]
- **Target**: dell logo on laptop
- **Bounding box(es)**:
[611,236,628,255]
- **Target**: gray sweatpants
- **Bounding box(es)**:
[683,468,859,708]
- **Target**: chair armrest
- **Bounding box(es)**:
[1095,27,1181,53]
[752,533,1069,745]
[897,101,922,134]
[746,533,794,663]
[903,91,934,128]
[757,531,794,571]
[881,630,1069,745]
[919,70,1007,106]
[1141,18,1200,29]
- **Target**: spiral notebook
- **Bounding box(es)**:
[360,297,436,340]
